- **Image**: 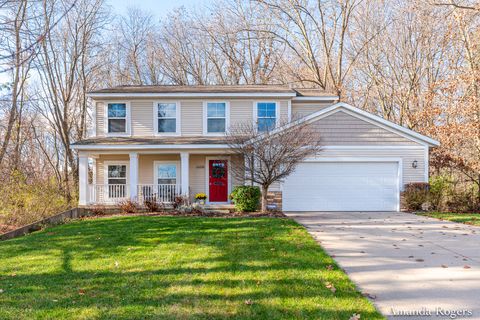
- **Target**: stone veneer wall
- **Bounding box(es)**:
[267,191,283,211]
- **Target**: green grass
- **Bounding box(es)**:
[417,212,480,226]
[0,216,383,320]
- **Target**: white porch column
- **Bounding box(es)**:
[129,152,139,200]
[180,152,190,196]
[78,153,89,206]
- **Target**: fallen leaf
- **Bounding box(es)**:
[362,292,377,299]
[349,313,361,320]
[244,299,253,305]
[326,265,334,271]
[325,282,336,293]
[78,289,85,295]
[10,273,17,277]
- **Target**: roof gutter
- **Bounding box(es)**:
[87,92,297,99]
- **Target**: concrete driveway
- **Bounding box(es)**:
[286,211,480,320]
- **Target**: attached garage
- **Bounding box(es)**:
[282,160,400,211]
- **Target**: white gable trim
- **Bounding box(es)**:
[285,102,440,147]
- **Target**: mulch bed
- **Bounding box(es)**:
[82,210,287,220]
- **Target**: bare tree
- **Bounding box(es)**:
[226,118,322,211]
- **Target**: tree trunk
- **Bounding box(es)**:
[261,185,268,212]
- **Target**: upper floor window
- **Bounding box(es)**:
[156,102,177,134]
[257,102,277,132]
[205,102,227,134]
[107,103,127,133]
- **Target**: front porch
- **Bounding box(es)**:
[78,151,243,206]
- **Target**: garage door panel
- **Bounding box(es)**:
[283,161,399,211]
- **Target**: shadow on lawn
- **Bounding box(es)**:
[0,216,383,320]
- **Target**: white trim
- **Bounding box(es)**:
[92,100,97,138]
[253,101,280,131]
[205,156,232,204]
[322,145,425,150]
[203,101,230,136]
[292,96,339,101]
[287,100,292,122]
[153,101,181,136]
[72,144,231,150]
[104,101,131,137]
[78,154,89,206]
[424,146,429,183]
[89,92,297,99]
[297,156,402,211]
[154,160,181,187]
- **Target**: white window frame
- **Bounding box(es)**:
[154,160,181,186]
[153,101,181,136]
[253,101,279,132]
[203,101,230,136]
[103,161,130,185]
[104,101,131,136]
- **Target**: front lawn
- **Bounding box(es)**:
[417,212,480,226]
[0,216,383,319]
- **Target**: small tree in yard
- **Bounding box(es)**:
[226,118,322,212]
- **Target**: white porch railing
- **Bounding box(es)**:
[88,184,129,204]
[87,184,180,205]
[137,184,179,203]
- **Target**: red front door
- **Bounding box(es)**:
[209,160,228,202]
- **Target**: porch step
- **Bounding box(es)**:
[202,204,235,214]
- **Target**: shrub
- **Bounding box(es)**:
[230,186,261,212]
[173,196,188,209]
[89,205,107,215]
[403,183,429,211]
[429,174,453,210]
[144,196,163,212]
[446,188,480,213]
[119,199,138,214]
[0,171,71,228]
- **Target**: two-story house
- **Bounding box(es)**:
[72,85,439,211]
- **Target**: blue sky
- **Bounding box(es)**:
[107,0,212,17]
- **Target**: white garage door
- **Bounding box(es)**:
[283,161,399,211]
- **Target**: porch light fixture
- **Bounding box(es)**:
[412,160,418,169]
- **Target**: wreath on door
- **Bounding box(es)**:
[212,165,225,178]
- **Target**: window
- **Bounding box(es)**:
[157,163,177,185]
[157,103,177,133]
[257,102,277,132]
[107,165,127,185]
[206,102,226,133]
[107,164,127,198]
[107,103,127,133]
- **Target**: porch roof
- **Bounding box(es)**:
[72,136,228,146]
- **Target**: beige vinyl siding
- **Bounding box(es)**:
[292,101,332,118]
[138,154,180,185]
[131,100,154,136]
[316,148,426,185]
[189,155,206,197]
[96,102,105,136]
[96,154,129,184]
[310,111,417,145]
[181,100,203,135]
[230,100,253,127]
